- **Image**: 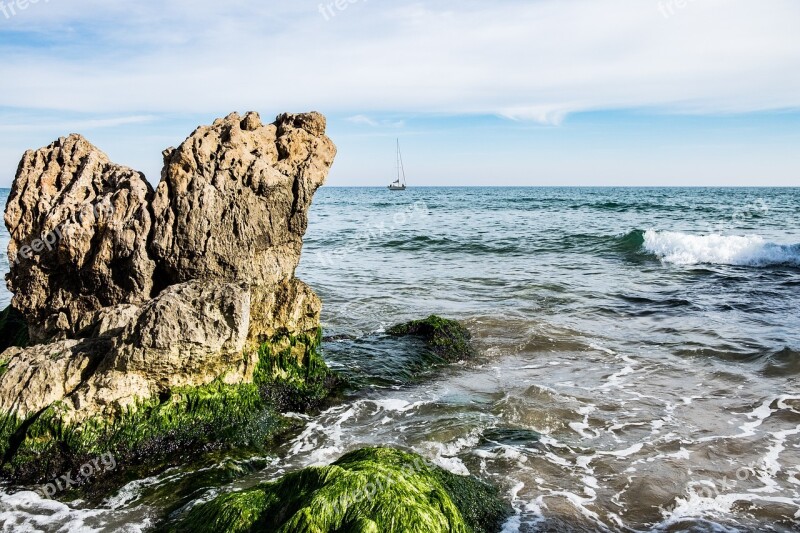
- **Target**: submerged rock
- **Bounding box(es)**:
[387,315,474,362]
[163,447,511,533]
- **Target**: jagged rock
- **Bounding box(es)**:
[150,111,336,287]
[0,281,251,424]
[4,135,155,342]
[0,111,338,487]
[76,304,141,338]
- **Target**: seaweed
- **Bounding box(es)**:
[0,328,342,489]
[163,447,512,533]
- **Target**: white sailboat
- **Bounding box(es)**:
[388,139,407,191]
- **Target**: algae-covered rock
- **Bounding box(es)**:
[387,315,474,362]
[164,447,511,533]
[0,305,28,353]
[0,111,339,489]
[1,328,340,487]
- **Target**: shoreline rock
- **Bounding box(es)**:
[0,111,338,486]
[161,447,512,533]
[387,315,475,362]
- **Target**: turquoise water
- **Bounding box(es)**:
[1,187,799,531]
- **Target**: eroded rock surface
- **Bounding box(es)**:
[150,111,336,287]
[4,134,155,342]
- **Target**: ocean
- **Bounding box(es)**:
[1,186,799,531]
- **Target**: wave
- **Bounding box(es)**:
[640,230,800,267]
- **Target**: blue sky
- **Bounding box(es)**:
[0,0,798,187]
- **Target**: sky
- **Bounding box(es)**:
[0,0,798,187]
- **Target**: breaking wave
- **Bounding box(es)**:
[641,230,800,267]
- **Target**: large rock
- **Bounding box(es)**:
[0,281,252,424]
[0,111,336,483]
[150,111,336,287]
[4,134,155,341]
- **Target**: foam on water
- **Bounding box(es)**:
[643,230,800,267]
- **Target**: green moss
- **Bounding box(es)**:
[0,305,29,353]
[163,447,511,533]
[387,315,474,362]
[1,329,342,488]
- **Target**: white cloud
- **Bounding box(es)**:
[346,114,405,128]
[0,115,157,132]
[0,0,798,122]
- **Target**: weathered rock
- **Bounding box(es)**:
[0,111,338,488]
[0,281,250,423]
[69,281,252,422]
[76,304,141,339]
[248,278,321,346]
[150,111,336,287]
[4,135,155,342]
[0,337,112,420]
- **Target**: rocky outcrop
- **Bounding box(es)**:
[0,111,336,483]
[4,134,155,342]
[150,111,335,287]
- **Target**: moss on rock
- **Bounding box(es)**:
[387,315,474,362]
[0,305,29,353]
[163,447,511,533]
[0,329,342,489]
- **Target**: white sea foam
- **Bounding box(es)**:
[643,230,800,267]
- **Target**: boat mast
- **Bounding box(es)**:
[397,139,407,186]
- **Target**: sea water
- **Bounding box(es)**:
[1,187,798,532]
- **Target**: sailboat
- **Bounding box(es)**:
[388,139,407,191]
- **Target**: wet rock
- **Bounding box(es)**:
[387,315,475,361]
[4,134,155,342]
[163,447,512,533]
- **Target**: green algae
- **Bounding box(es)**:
[387,315,474,362]
[163,447,512,533]
[0,305,29,353]
[0,328,342,488]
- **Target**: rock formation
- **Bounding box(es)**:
[0,111,336,480]
[4,134,155,341]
